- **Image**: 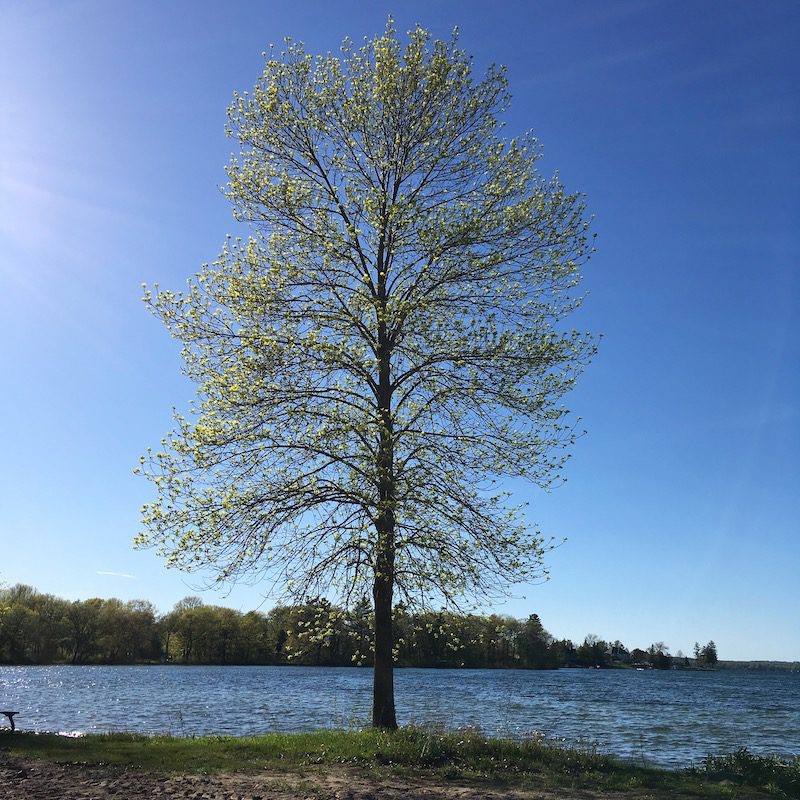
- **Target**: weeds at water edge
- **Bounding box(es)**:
[690,748,800,798]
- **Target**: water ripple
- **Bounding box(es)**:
[1,665,797,768]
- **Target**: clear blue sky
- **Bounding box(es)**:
[1,0,797,661]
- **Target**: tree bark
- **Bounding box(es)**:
[372,255,397,730]
[372,412,398,728]
[372,560,397,728]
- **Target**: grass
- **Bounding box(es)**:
[1,727,797,798]
[690,748,800,799]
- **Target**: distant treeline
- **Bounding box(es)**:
[0,584,726,670]
[717,660,800,672]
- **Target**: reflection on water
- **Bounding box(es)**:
[1,665,797,768]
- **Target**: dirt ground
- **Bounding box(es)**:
[0,755,634,800]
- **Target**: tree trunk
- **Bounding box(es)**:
[372,254,397,729]
[372,564,397,728]
[372,394,397,728]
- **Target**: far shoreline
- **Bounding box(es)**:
[2,660,798,671]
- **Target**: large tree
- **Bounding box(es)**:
[137,22,594,728]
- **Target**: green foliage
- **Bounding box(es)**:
[136,20,594,615]
[575,634,611,668]
[693,641,720,669]
[693,748,800,798]
[0,586,161,665]
[647,641,673,670]
[0,584,725,671]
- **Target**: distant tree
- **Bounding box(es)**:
[700,640,718,668]
[169,598,207,662]
[208,606,243,663]
[609,640,630,665]
[0,604,37,663]
[284,597,347,666]
[137,21,594,727]
[29,593,69,663]
[518,613,553,668]
[236,610,273,664]
[265,606,292,661]
[345,596,373,665]
[450,613,491,667]
[551,638,577,667]
[483,617,508,666]
[647,641,672,670]
[65,599,102,664]
[97,599,129,662]
[2,584,37,605]
[577,634,609,668]
[0,586,70,664]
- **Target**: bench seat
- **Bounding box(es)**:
[1,711,18,731]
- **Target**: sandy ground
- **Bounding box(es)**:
[0,755,634,800]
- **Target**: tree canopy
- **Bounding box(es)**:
[137,21,595,727]
[5,585,729,671]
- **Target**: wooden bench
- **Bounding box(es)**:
[1,711,18,731]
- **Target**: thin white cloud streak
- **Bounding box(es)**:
[514,41,673,89]
[96,571,137,579]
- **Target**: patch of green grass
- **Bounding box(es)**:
[0,728,789,798]
[690,748,799,798]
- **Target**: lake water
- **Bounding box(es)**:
[1,665,797,768]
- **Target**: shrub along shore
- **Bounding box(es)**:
[0,728,797,798]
